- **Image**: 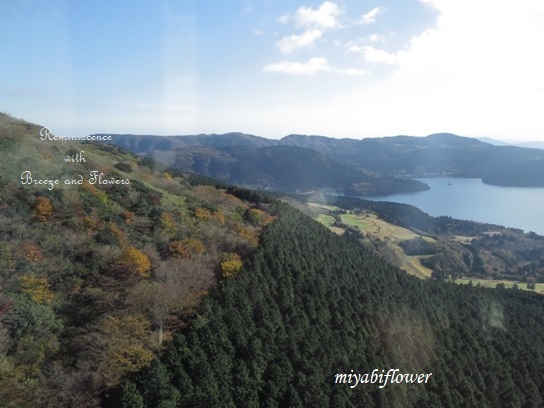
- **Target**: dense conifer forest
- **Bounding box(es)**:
[110,202,544,407]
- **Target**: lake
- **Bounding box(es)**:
[365,178,544,235]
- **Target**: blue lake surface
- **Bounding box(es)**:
[365,178,544,235]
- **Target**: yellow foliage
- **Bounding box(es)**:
[247,208,275,226]
[160,212,177,236]
[109,344,154,373]
[213,210,225,224]
[34,196,53,223]
[194,207,211,220]
[98,314,154,375]
[220,253,243,278]
[20,275,54,304]
[162,172,173,180]
[118,247,151,278]
[236,224,259,247]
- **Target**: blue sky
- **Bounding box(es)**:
[1,0,543,140]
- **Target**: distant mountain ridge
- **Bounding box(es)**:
[99,132,544,188]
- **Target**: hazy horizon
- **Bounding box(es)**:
[2,1,543,141]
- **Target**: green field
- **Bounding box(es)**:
[317,213,335,227]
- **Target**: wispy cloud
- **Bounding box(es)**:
[264,57,367,77]
[360,6,382,24]
[263,57,331,75]
[277,29,323,54]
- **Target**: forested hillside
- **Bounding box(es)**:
[3,113,544,407]
[110,203,544,407]
[0,113,274,406]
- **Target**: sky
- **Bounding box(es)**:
[1,0,543,141]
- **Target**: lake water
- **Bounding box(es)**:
[365,178,544,235]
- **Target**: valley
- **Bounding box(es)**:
[308,198,544,292]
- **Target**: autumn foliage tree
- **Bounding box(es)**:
[220,253,243,278]
[194,207,211,220]
[20,243,43,263]
[33,196,53,222]
[19,275,53,304]
[165,239,205,259]
[89,314,154,387]
[118,247,151,278]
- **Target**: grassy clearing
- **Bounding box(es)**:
[308,202,341,211]
[314,207,435,279]
[317,214,335,227]
[315,213,344,235]
[453,235,476,244]
[410,256,433,278]
[340,213,423,242]
[455,278,544,293]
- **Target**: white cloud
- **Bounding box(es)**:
[280,1,342,29]
[367,33,385,43]
[276,2,342,54]
[263,57,367,77]
[363,46,398,64]
[336,67,368,76]
[360,6,382,24]
[347,44,362,53]
[256,0,544,140]
[263,57,331,75]
[293,1,342,30]
[277,29,323,54]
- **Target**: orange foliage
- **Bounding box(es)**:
[109,223,126,245]
[166,238,205,259]
[20,243,43,262]
[34,196,53,223]
[121,211,135,224]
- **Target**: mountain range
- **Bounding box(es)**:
[100,132,544,190]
